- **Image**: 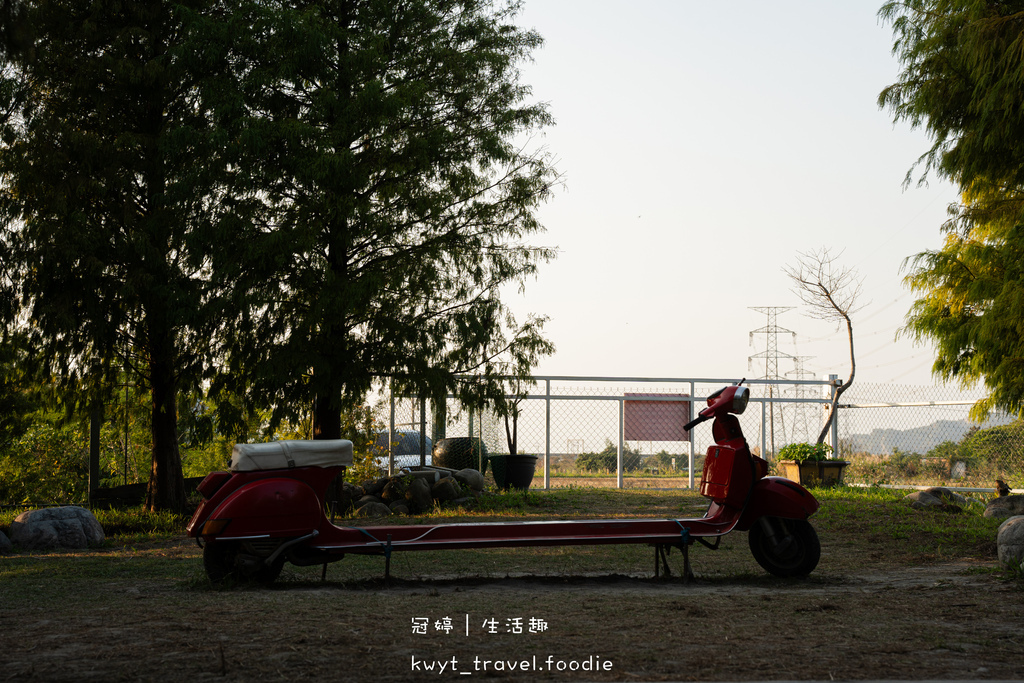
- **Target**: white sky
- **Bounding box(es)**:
[504,0,962,389]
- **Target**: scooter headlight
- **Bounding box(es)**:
[732,386,750,415]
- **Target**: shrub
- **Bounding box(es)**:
[778,442,832,463]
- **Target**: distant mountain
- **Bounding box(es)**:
[847,418,1007,456]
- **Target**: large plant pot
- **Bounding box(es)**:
[432,437,488,473]
[489,454,538,491]
[778,460,849,487]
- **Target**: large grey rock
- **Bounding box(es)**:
[431,476,463,503]
[0,529,12,554]
[354,501,392,518]
[905,487,966,512]
[9,506,104,550]
[454,468,485,492]
[996,515,1024,570]
[985,494,1024,520]
[381,477,408,503]
[406,476,433,513]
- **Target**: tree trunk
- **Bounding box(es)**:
[313,394,342,440]
[817,316,856,446]
[146,341,185,513]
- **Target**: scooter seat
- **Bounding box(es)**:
[230,439,354,472]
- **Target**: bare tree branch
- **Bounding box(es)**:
[784,248,864,446]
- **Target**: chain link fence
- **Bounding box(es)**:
[838,382,1022,490]
[384,376,1022,493]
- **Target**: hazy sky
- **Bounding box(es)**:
[504,0,961,389]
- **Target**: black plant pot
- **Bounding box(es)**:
[489,454,537,491]
[432,437,488,473]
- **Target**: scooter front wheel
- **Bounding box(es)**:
[203,540,285,585]
[748,517,820,578]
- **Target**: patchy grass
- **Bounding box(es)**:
[0,484,1012,597]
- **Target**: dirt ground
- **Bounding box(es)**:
[3,535,1022,683]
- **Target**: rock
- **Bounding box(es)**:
[356,494,383,508]
[381,477,408,503]
[984,494,1024,520]
[0,530,12,554]
[406,476,433,513]
[332,482,363,515]
[9,506,104,550]
[431,476,463,503]
[454,468,485,492]
[354,501,392,518]
[361,477,387,497]
[905,487,964,512]
[996,515,1024,570]
[388,500,411,515]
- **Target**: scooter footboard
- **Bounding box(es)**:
[736,476,819,531]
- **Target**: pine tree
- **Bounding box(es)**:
[880,0,1024,417]
[0,0,237,511]
[210,0,558,437]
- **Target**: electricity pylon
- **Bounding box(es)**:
[749,307,796,457]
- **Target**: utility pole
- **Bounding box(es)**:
[749,307,796,458]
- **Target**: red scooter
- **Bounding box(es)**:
[187,381,821,584]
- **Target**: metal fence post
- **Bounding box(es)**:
[544,379,551,490]
[831,378,842,455]
[617,399,624,489]
[388,379,396,475]
[688,381,695,489]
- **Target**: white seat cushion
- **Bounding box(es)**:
[230,439,354,472]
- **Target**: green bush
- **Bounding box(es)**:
[0,420,89,505]
[575,442,641,473]
[778,442,832,463]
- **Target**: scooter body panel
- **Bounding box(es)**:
[187,465,343,540]
[735,476,820,531]
[699,436,768,509]
[213,477,322,538]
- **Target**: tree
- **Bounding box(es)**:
[211,0,558,437]
[900,201,1024,419]
[784,248,863,445]
[0,0,236,511]
[879,0,1024,419]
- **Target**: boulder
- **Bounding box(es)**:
[381,477,408,503]
[0,529,12,554]
[996,515,1024,570]
[431,476,463,503]
[388,500,411,515]
[9,506,104,550]
[406,476,433,513]
[361,477,387,497]
[985,494,1024,520]
[354,501,392,518]
[454,468,485,492]
[905,487,966,512]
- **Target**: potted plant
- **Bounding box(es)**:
[777,442,849,487]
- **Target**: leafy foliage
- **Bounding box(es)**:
[575,442,641,473]
[209,0,558,439]
[1,0,556,509]
[0,418,89,505]
[0,0,246,511]
[879,1,1024,419]
[778,442,833,463]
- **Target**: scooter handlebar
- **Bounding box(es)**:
[683,414,709,432]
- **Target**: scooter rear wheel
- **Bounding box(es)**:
[203,541,285,585]
[748,517,820,578]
